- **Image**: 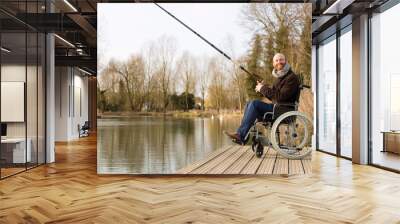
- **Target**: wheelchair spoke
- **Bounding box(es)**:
[269,111,313,159]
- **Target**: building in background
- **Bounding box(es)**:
[0,0,97,179]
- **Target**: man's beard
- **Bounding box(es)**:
[274,63,285,71]
[272,63,290,78]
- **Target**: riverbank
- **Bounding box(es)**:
[97,110,243,119]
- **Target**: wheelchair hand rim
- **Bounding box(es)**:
[270,111,312,159]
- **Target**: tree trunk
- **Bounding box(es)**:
[202,95,205,111]
[185,93,188,112]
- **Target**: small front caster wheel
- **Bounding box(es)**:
[256,143,264,158]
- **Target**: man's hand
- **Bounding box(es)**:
[261,97,272,104]
[255,81,264,93]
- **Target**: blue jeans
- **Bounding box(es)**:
[237,100,274,142]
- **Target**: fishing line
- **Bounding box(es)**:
[154,3,263,82]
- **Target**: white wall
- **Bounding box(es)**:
[1,65,28,138]
[72,72,89,138]
[1,63,46,164]
[55,67,69,141]
[55,67,89,141]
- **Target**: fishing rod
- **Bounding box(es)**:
[154,3,264,82]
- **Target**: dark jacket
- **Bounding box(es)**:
[259,69,300,104]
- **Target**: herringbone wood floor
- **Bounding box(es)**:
[1,135,400,223]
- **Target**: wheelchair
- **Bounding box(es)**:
[244,85,313,160]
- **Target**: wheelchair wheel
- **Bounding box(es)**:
[252,141,264,158]
[251,135,257,152]
[251,129,265,158]
[270,111,312,159]
[256,143,263,158]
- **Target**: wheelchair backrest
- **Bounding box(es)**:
[272,82,310,121]
[82,121,90,129]
[295,73,311,105]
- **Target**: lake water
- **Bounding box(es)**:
[97,116,241,174]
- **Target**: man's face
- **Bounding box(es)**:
[273,55,286,71]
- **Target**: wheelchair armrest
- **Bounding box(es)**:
[274,102,297,108]
[272,103,297,120]
[262,103,297,123]
[263,111,274,121]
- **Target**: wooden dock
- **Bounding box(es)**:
[176,145,312,175]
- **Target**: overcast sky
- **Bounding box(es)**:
[97,3,252,69]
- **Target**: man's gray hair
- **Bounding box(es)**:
[273,53,286,61]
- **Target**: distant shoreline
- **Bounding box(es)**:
[97,110,244,119]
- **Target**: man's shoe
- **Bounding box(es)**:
[223,130,245,145]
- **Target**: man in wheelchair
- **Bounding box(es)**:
[224,53,300,145]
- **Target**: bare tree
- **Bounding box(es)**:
[176,51,196,111]
[207,56,228,112]
[241,3,311,87]
[107,55,146,111]
[142,41,159,111]
[231,57,248,112]
[241,3,302,36]
[197,56,210,111]
[298,4,312,86]
[224,35,248,111]
[98,68,117,93]
[155,35,178,112]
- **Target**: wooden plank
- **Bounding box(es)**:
[256,148,277,174]
[301,147,312,160]
[239,147,269,174]
[301,159,312,174]
[190,146,239,174]
[273,154,289,175]
[224,146,256,174]
[289,159,304,175]
[175,145,313,175]
[175,145,233,174]
[208,146,248,174]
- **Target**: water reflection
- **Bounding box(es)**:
[97,116,241,174]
